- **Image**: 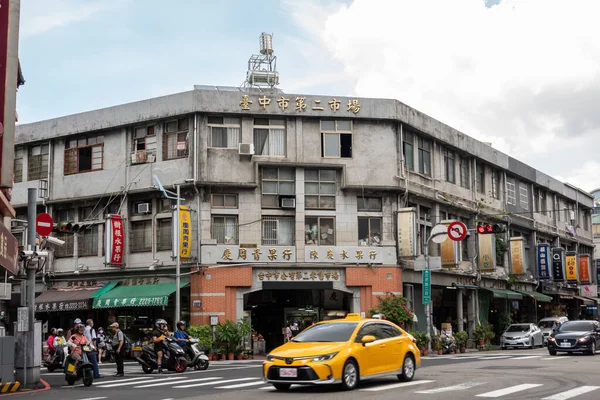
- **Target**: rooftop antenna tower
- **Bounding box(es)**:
[242,32,279,90]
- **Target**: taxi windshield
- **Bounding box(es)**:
[292,322,358,343]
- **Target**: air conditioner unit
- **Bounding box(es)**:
[137,203,151,214]
[238,143,255,156]
[280,197,296,209]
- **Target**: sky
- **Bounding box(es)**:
[16,0,600,192]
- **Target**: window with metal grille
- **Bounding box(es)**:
[163,118,189,160]
[321,120,352,158]
[506,178,516,206]
[132,125,156,163]
[358,217,382,246]
[262,216,295,246]
[54,233,74,258]
[209,117,241,148]
[305,169,336,209]
[14,148,23,183]
[254,118,286,156]
[130,220,152,253]
[261,167,295,208]
[211,216,238,244]
[64,135,104,175]
[78,225,99,256]
[28,144,49,181]
[519,184,529,210]
[157,218,172,251]
[305,216,335,245]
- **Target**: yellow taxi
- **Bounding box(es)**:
[262,313,420,391]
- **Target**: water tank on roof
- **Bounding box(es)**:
[259,33,274,55]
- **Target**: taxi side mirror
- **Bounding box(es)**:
[361,335,376,346]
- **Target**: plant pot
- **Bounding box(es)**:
[237,354,243,360]
[437,349,443,355]
[221,354,226,361]
[422,349,429,356]
[460,347,466,353]
[227,353,234,360]
[478,339,485,346]
[454,348,459,354]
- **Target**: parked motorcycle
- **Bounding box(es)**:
[135,336,187,374]
[441,331,456,354]
[102,342,116,363]
[64,345,94,387]
[182,338,209,370]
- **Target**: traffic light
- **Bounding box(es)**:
[476,223,505,234]
[53,222,82,233]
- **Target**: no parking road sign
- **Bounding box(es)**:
[447,221,468,242]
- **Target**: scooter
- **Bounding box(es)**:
[441,332,456,354]
[135,336,188,374]
[43,351,64,372]
[182,338,209,370]
[64,345,94,387]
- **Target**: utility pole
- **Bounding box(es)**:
[174,183,181,326]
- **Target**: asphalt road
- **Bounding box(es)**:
[22,347,600,400]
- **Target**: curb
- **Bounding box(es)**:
[0,379,50,396]
[0,383,19,394]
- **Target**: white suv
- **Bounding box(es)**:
[538,316,568,345]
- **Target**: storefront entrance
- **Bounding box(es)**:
[244,288,352,351]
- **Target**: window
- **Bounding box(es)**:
[583,211,590,231]
[78,225,98,256]
[211,216,238,244]
[519,184,529,210]
[261,167,295,208]
[54,233,74,258]
[476,165,485,193]
[14,148,23,183]
[79,206,98,222]
[130,220,152,253]
[64,135,104,175]
[26,144,49,181]
[491,170,500,199]
[254,118,286,156]
[163,117,189,160]
[506,178,516,206]
[418,137,431,176]
[208,117,241,148]
[262,216,295,246]
[157,198,172,213]
[305,216,335,245]
[378,323,401,338]
[357,197,382,212]
[403,132,414,171]
[459,155,470,189]
[132,125,156,163]
[321,120,352,158]
[55,208,75,222]
[358,217,382,246]
[305,169,336,209]
[443,149,455,183]
[211,194,238,209]
[157,219,172,251]
[355,323,383,342]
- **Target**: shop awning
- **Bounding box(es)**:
[515,290,553,303]
[34,288,98,313]
[482,288,523,300]
[90,281,119,299]
[92,282,189,309]
[573,295,595,304]
[455,284,478,289]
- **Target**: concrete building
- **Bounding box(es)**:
[5,85,595,350]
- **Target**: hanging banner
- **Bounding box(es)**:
[536,244,551,280]
[478,234,496,273]
[179,206,192,259]
[440,220,460,268]
[565,251,578,282]
[552,248,565,281]
[105,214,124,266]
[580,284,597,298]
[397,207,417,257]
[578,254,591,284]
[509,237,526,275]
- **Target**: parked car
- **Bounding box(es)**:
[500,323,543,349]
[263,313,420,391]
[538,316,569,346]
[547,320,600,355]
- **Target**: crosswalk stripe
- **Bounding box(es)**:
[360,380,435,392]
[135,377,222,388]
[453,356,484,359]
[415,381,486,394]
[482,356,512,360]
[174,377,256,389]
[541,386,600,400]
[91,377,151,385]
[216,380,267,389]
[96,376,183,388]
[510,355,542,360]
[476,383,543,397]
[258,386,274,390]
[540,356,570,361]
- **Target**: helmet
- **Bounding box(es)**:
[177,321,186,329]
[155,319,167,328]
[57,328,63,334]
[74,318,82,324]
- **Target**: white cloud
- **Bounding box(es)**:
[286,0,600,191]
[20,0,106,37]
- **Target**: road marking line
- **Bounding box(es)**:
[540,356,570,360]
[89,376,150,385]
[542,386,600,400]
[360,380,435,392]
[416,381,486,393]
[510,356,543,360]
[96,376,183,388]
[258,386,273,390]
[216,380,268,389]
[481,356,512,360]
[76,398,107,400]
[476,384,543,397]
[452,356,484,359]
[174,377,257,389]
[135,377,221,388]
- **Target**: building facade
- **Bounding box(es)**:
[4,86,595,349]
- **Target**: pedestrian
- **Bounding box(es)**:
[84,319,102,378]
[110,322,124,377]
[97,327,106,364]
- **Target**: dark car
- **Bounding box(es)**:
[547,320,600,355]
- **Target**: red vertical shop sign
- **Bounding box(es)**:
[105,214,125,266]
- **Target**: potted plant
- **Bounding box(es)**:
[455,331,469,353]
[433,335,443,355]
[216,320,240,360]
[187,324,214,354]
[474,323,487,347]
[409,331,427,355]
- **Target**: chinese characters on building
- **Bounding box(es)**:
[122,277,160,286]
[106,214,125,266]
[536,244,550,279]
[257,270,340,281]
[93,296,168,309]
[178,206,192,259]
[240,95,361,114]
[35,301,90,313]
[220,246,296,262]
[216,246,386,264]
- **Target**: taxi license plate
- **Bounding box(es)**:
[279,368,297,378]
[559,342,571,347]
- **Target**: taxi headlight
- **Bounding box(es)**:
[312,352,338,362]
[266,355,275,361]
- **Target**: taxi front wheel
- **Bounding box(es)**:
[340,359,359,390]
[397,354,415,382]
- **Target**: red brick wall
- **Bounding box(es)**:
[346,266,402,316]
[190,267,252,325]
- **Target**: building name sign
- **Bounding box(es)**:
[35,300,90,313]
[256,270,340,282]
[239,95,361,114]
[218,246,296,263]
[304,246,393,264]
[93,296,168,309]
[67,280,99,288]
[122,277,161,286]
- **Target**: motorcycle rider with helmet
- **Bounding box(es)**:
[151,319,169,373]
[174,321,190,347]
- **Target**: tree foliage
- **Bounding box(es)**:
[369,293,414,326]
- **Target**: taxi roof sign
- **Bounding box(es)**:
[345,313,362,320]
